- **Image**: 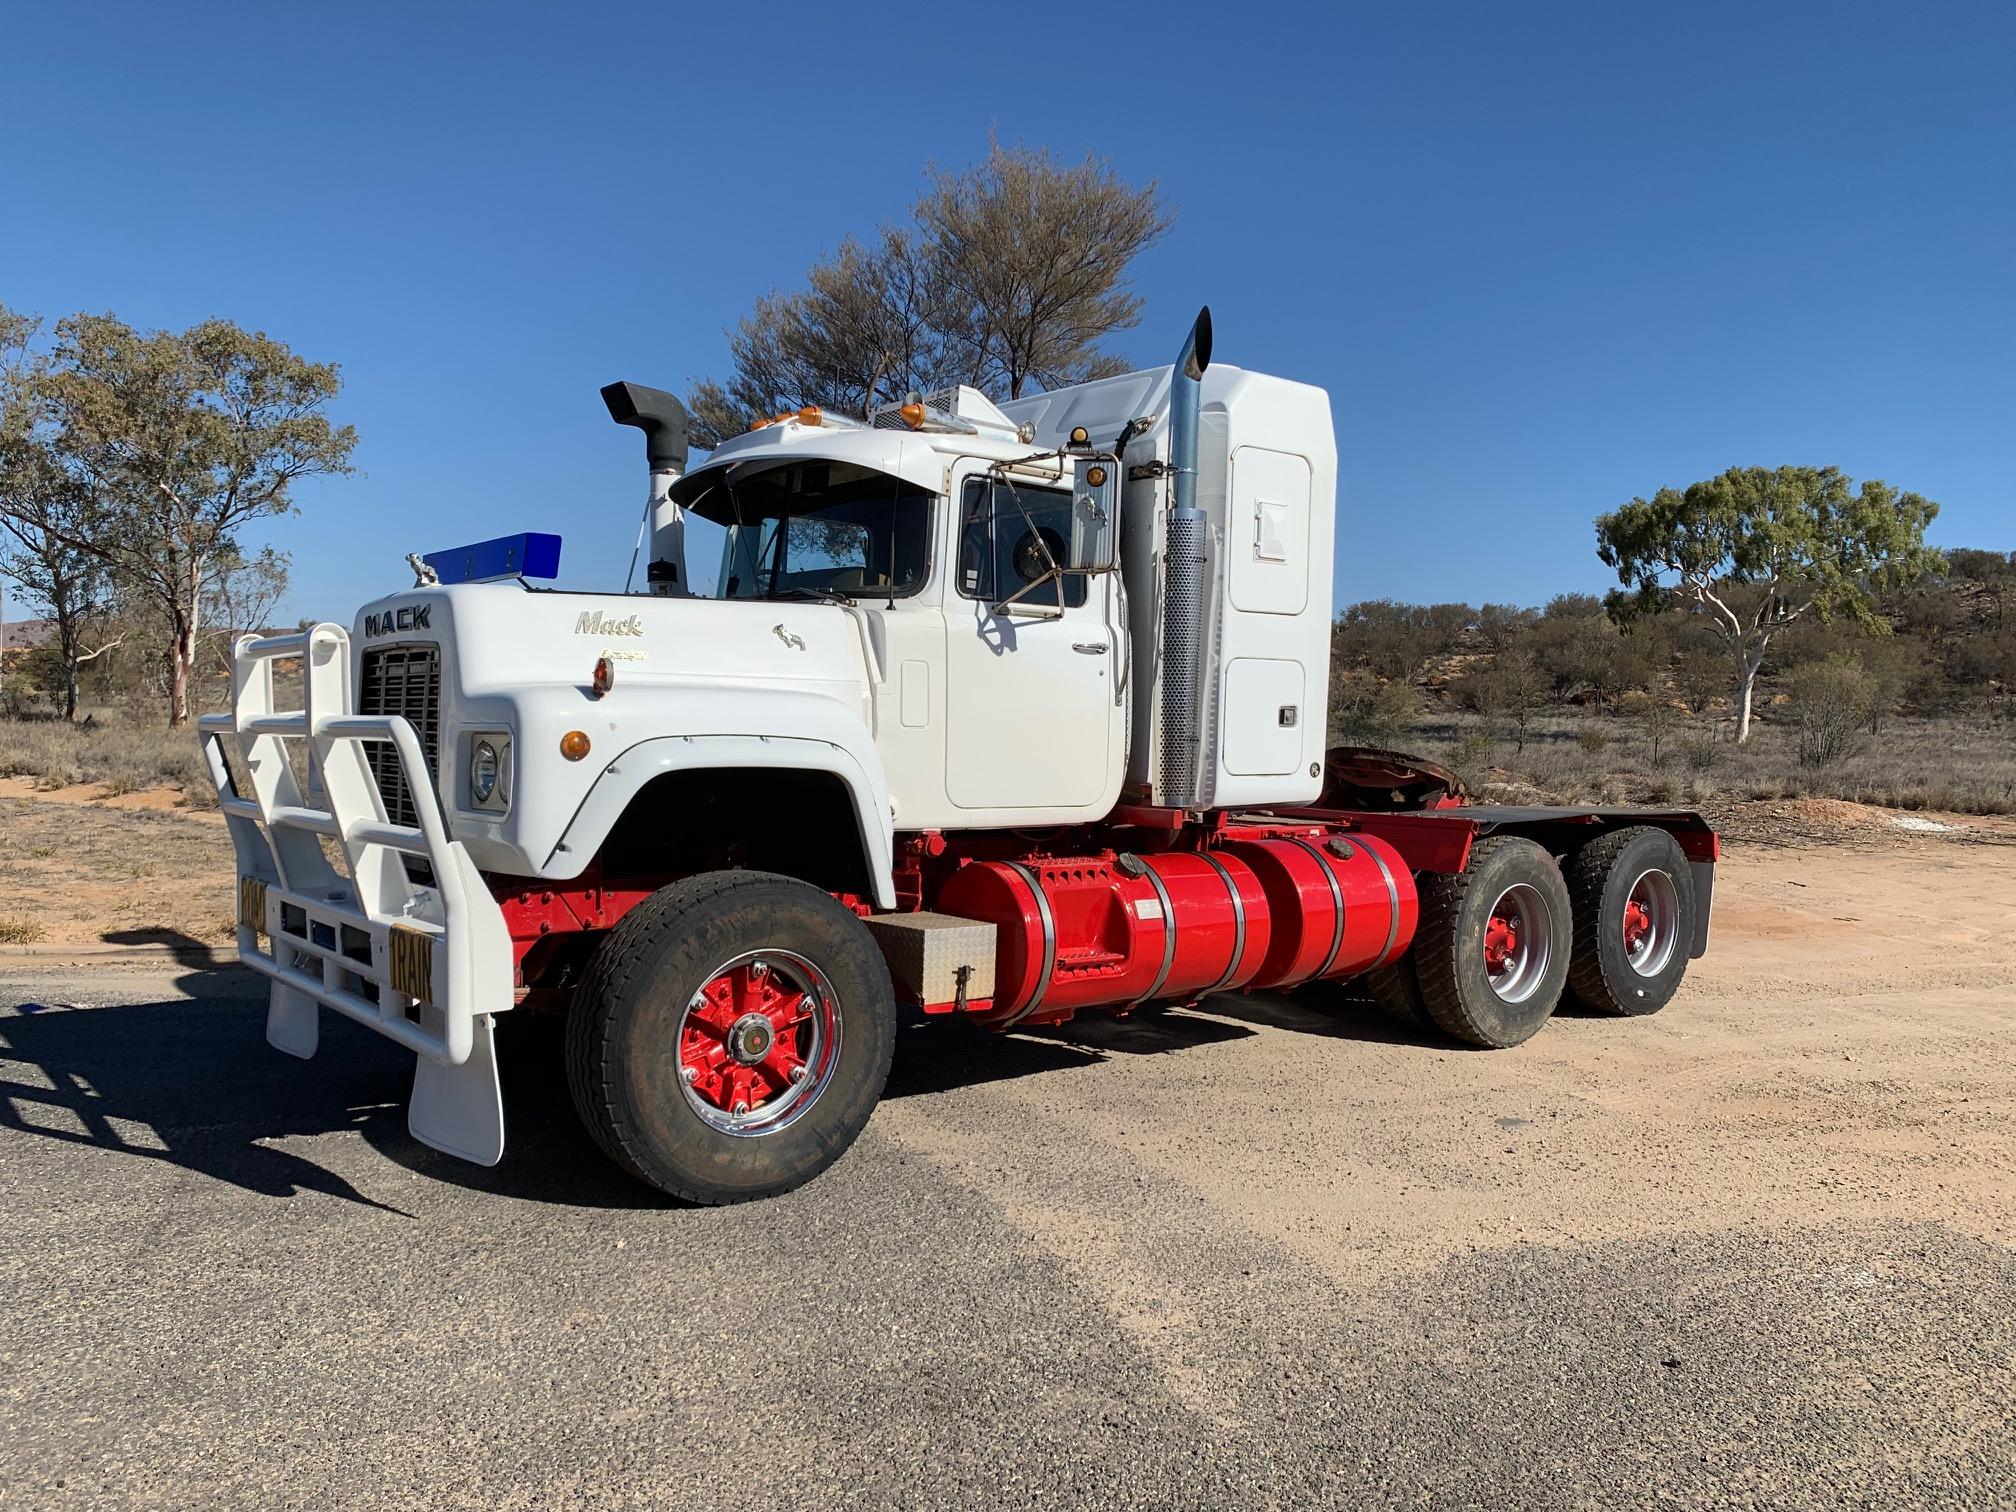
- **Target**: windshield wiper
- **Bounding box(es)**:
[764,585,857,607]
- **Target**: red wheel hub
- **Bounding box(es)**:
[679,962,815,1116]
[1621,897,1652,953]
[1482,911,1519,976]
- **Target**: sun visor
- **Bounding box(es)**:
[668,430,946,515]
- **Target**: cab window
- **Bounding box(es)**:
[957,478,1087,610]
[700,461,932,601]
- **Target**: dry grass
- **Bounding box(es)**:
[0,710,214,804]
[0,797,234,947]
[1405,710,2016,818]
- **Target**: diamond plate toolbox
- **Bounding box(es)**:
[862,912,998,1010]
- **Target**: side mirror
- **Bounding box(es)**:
[1069,456,1119,571]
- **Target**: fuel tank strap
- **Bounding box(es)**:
[1361,839,1403,966]
[1282,835,1347,980]
[1131,857,1180,1006]
[1001,861,1056,1026]
[1197,851,1247,997]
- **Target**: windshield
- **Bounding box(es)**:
[701,460,933,601]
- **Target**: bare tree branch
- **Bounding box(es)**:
[688,139,1173,440]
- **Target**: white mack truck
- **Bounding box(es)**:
[201,311,1717,1204]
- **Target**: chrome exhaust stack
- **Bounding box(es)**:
[1156,307,1213,809]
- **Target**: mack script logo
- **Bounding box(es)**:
[575,609,644,638]
[364,605,431,638]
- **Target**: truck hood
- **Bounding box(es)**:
[350,582,876,709]
[346,582,879,876]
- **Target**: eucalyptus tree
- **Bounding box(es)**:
[25,312,355,724]
[0,305,119,718]
[1596,466,1940,742]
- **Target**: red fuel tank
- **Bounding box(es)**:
[1220,833,1417,989]
[932,833,1416,1028]
[934,851,1269,1027]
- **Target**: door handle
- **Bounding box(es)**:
[1072,642,1107,655]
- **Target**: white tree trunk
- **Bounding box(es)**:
[1734,656,1760,743]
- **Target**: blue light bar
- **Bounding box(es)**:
[422,532,563,585]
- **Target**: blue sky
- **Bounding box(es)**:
[4,0,2012,623]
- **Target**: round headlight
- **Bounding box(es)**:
[471,740,500,803]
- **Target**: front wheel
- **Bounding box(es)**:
[1412,837,1573,1048]
[566,871,896,1204]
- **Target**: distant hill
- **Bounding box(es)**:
[1,617,55,651]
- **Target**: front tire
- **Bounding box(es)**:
[566,871,896,1204]
[1564,826,1696,1016]
[1412,837,1572,1048]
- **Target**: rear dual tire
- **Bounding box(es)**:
[1412,837,1574,1048]
[1564,826,1696,1017]
[1361,953,1433,1033]
[1363,827,1697,1046]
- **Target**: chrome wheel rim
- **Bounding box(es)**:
[676,949,842,1137]
[1621,869,1681,977]
[1481,883,1552,1004]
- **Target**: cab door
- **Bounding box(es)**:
[943,463,1118,814]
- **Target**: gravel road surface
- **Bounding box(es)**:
[3,838,2012,1511]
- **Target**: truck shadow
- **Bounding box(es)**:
[885,1008,1256,1098]
[0,967,1439,1215]
[0,965,416,1217]
[1198,983,1453,1049]
[99,928,236,967]
[0,970,662,1212]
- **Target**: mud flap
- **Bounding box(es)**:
[407,1013,505,1166]
[1689,859,1715,958]
[266,983,320,1060]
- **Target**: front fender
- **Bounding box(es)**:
[544,713,896,910]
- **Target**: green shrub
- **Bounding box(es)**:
[1329,669,1421,745]
[1448,728,1496,789]
[1620,691,1682,768]
[1681,737,1723,773]
[1792,657,1877,769]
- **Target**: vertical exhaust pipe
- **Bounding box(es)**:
[601,381,692,595]
[1157,307,1213,808]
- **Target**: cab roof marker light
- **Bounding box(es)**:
[421,532,563,585]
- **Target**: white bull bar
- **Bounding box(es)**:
[199,622,513,1165]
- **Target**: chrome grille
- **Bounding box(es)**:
[357,645,441,828]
